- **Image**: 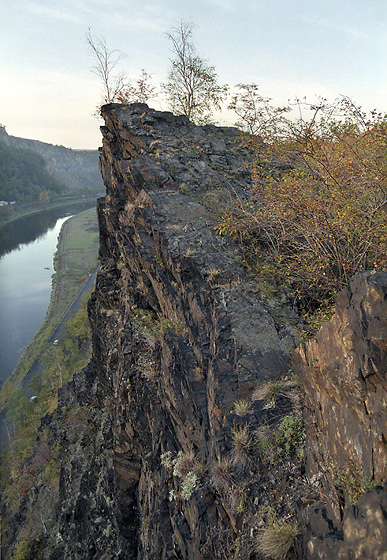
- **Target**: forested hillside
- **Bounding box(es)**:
[0,142,66,202]
[0,125,104,197]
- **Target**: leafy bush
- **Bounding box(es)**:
[181,471,198,500]
[275,416,303,461]
[161,450,202,501]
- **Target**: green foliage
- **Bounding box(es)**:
[0,142,66,202]
[161,449,202,501]
[1,302,91,515]
[5,387,37,431]
[328,457,376,504]
[228,83,288,137]
[181,471,198,500]
[254,425,274,454]
[253,414,304,465]
[275,416,304,462]
[11,539,33,560]
[162,21,228,124]
[132,305,186,339]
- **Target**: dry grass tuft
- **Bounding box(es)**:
[212,458,233,493]
[257,519,299,560]
[233,399,252,416]
[231,425,252,467]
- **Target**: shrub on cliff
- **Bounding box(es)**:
[220,96,387,324]
[257,518,299,560]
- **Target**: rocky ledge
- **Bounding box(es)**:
[10,104,385,559]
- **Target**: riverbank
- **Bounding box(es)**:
[0,207,99,406]
[0,194,102,231]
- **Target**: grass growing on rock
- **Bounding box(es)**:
[257,519,299,560]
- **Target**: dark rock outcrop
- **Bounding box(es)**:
[7,105,386,559]
[48,104,302,559]
[294,271,387,558]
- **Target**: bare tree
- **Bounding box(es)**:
[162,21,228,124]
[86,29,127,106]
[228,83,288,139]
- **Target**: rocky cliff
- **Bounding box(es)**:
[3,104,386,559]
[294,270,387,559]
[0,125,104,193]
[48,104,306,559]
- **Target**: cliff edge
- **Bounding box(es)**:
[52,103,304,559]
[52,104,387,559]
[3,104,385,559]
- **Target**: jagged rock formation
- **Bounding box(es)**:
[47,104,304,559]
[0,125,103,193]
[5,105,386,559]
[294,270,387,559]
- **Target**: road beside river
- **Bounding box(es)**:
[20,267,98,395]
[0,206,99,407]
[0,206,100,451]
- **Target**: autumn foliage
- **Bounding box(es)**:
[219,94,387,320]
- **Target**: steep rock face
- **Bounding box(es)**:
[47,104,387,559]
[50,104,302,559]
[0,126,104,193]
[294,271,387,558]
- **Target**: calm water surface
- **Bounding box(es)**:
[0,203,95,385]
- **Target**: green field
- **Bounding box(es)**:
[53,206,99,310]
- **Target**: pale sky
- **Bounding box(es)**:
[1,0,386,149]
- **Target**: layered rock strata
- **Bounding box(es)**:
[44,104,387,559]
[50,104,301,559]
[294,271,387,558]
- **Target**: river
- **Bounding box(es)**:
[0,202,96,386]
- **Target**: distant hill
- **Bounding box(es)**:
[0,126,104,198]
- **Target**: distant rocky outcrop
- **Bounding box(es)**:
[0,125,103,193]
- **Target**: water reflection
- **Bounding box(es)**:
[0,201,96,386]
[0,202,96,258]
